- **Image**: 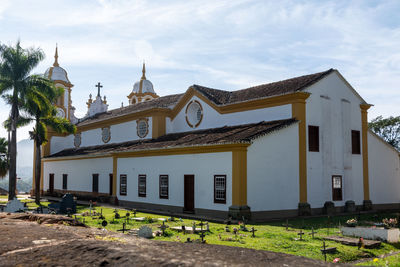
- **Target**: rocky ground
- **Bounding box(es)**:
[0,213,342,266]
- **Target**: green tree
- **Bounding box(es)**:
[0,137,8,178]
[369,115,400,151]
[22,80,76,204]
[0,41,46,200]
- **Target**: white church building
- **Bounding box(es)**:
[34,48,400,220]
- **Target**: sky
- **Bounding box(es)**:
[0,0,399,141]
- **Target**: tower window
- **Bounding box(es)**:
[352,130,361,154]
[308,125,319,152]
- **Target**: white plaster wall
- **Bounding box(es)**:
[247,123,300,211]
[50,118,152,154]
[305,72,365,208]
[51,135,74,154]
[167,96,291,134]
[117,152,232,211]
[43,157,113,194]
[368,131,400,204]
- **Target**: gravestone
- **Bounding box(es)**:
[138,226,153,238]
[345,200,356,213]
[4,198,25,213]
[323,201,335,215]
[48,193,76,214]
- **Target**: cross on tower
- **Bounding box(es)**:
[95,82,103,97]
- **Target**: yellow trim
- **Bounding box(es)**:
[67,87,72,120]
[170,88,310,120]
[292,97,309,203]
[42,134,52,157]
[43,155,112,162]
[42,143,250,162]
[232,147,247,206]
[112,156,117,196]
[77,108,168,132]
[54,80,73,88]
[115,144,249,158]
[360,104,372,200]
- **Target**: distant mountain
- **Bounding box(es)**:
[0,139,33,193]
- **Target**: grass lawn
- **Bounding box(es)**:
[0,195,50,209]
[357,253,400,266]
[73,204,400,264]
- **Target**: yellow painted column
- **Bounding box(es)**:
[291,94,309,203]
[152,114,166,139]
[360,104,371,201]
[232,147,248,206]
[112,156,118,196]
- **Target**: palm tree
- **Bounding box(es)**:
[22,81,76,204]
[0,41,45,200]
[0,137,8,178]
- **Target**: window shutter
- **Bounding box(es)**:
[352,130,361,154]
[308,125,319,152]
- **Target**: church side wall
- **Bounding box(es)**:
[247,123,299,212]
[305,72,364,209]
[368,131,400,205]
[43,158,113,194]
[50,118,153,154]
[117,152,232,212]
[167,95,292,134]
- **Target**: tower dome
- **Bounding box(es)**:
[127,63,158,105]
[44,46,71,85]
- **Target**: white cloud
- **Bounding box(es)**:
[1,0,400,140]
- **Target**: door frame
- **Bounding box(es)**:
[184,174,195,213]
[49,173,54,194]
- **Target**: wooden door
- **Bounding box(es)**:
[49,174,54,194]
[92,174,99,193]
[109,174,113,195]
[184,175,194,213]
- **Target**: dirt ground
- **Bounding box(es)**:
[0,213,342,266]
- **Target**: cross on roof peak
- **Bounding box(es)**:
[95,82,103,97]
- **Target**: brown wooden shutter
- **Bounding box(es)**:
[308,125,319,152]
[351,130,361,154]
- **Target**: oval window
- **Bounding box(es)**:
[185,100,203,128]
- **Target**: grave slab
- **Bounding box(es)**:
[4,199,26,213]
[132,217,145,221]
[325,235,381,249]
[341,226,399,243]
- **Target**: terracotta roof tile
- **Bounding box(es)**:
[193,69,334,105]
[48,118,297,158]
[76,69,333,126]
[76,93,184,126]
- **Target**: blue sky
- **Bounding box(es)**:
[0,0,399,141]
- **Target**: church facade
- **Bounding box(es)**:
[35,48,400,220]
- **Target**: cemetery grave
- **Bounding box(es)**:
[69,203,400,264]
[2,194,400,264]
[3,195,398,264]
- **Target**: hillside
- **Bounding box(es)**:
[0,139,33,193]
